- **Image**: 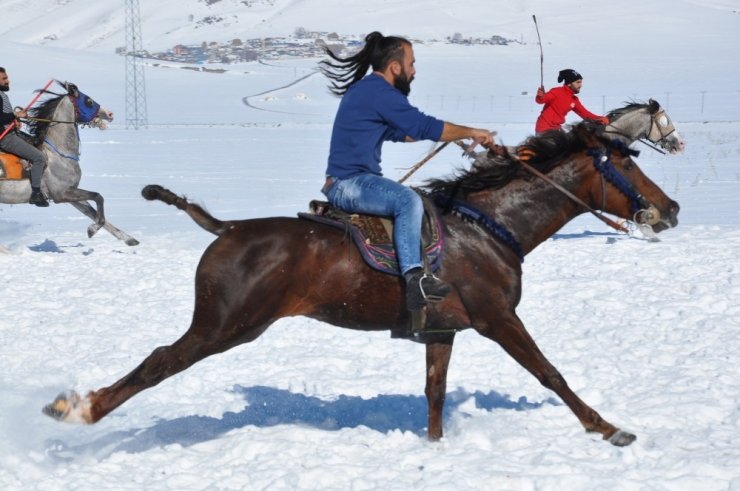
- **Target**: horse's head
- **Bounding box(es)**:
[59,81,114,129]
[606,99,685,154]
[584,141,680,234]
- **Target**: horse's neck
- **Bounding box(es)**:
[607,112,648,145]
[48,102,80,153]
[472,161,589,255]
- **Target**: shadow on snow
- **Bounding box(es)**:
[46,385,559,460]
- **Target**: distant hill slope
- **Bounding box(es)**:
[1,0,735,54]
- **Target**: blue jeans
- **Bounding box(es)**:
[323,173,423,275]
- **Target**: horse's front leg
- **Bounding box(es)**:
[54,188,105,237]
[479,311,636,446]
[425,335,455,441]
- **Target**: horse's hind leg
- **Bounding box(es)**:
[480,311,636,446]
[67,200,139,246]
[43,245,286,423]
[43,314,272,424]
[55,188,106,237]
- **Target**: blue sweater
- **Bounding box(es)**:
[326,73,445,179]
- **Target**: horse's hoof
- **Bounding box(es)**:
[42,391,91,423]
[125,238,140,246]
[607,429,636,447]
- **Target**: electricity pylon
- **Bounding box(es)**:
[124,0,148,129]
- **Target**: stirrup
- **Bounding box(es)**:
[417,272,450,302]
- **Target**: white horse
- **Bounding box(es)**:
[0,81,138,246]
[605,99,685,154]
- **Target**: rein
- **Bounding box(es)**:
[452,139,630,234]
[602,126,666,155]
[518,154,630,233]
[604,108,676,155]
[20,116,77,124]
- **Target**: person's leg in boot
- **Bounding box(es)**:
[393,189,450,312]
[27,143,48,207]
[403,267,451,310]
[0,132,48,206]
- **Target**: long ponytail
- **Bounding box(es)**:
[319,31,410,96]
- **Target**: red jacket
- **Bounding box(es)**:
[535,85,603,133]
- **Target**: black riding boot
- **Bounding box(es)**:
[404,267,450,311]
[29,187,49,207]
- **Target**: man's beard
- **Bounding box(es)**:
[0,84,9,92]
[393,69,413,96]
[569,84,580,94]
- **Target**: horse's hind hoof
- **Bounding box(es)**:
[607,429,636,447]
[43,391,78,420]
[42,391,91,424]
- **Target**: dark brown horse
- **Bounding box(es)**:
[43,123,679,447]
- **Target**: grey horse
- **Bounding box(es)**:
[604,99,685,154]
[0,81,138,246]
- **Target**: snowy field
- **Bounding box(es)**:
[1,1,740,489]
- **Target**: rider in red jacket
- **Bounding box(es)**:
[535,69,608,134]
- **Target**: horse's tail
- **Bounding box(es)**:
[141,184,228,236]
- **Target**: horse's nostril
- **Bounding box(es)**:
[670,201,680,215]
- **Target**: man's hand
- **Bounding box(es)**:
[599,116,609,125]
[470,129,495,147]
[536,86,545,97]
[441,122,495,147]
[13,108,28,119]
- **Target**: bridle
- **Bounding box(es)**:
[22,80,104,127]
[604,107,676,155]
[645,108,676,146]
[588,142,661,227]
[516,140,662,233]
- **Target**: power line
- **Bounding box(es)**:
[124,0,148,129]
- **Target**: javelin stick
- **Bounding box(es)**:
[532,15,544,88]
[0,78,55,141]
[398,141,450,183]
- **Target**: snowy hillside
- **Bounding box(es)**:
[1,0,739,60]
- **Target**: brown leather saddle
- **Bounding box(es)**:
[298,194,445,276]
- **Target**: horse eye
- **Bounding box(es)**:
[623,160,634,171]
[658,115,668,127]
[85,97,94,107]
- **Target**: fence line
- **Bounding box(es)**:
[418,90,740,123]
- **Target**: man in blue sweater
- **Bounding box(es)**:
[320,32,494,314]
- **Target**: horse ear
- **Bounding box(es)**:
[648,99,660,114]
[64,82,79,97]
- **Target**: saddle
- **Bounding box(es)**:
[298,193,444,277]
[0,152,28,180]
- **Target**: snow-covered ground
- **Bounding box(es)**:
[1,1,740,489]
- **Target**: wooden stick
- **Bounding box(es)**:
[0,78,55,141]
[533,15,544,88]
[398,141,450,183]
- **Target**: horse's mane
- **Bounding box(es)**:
[26,93,65,146]
[423,121,609,199]
[606,99,659,121]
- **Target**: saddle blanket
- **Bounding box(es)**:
[298,199,444,277]
[0,152,26,180]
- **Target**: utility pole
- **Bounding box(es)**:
[124,0,148,129]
